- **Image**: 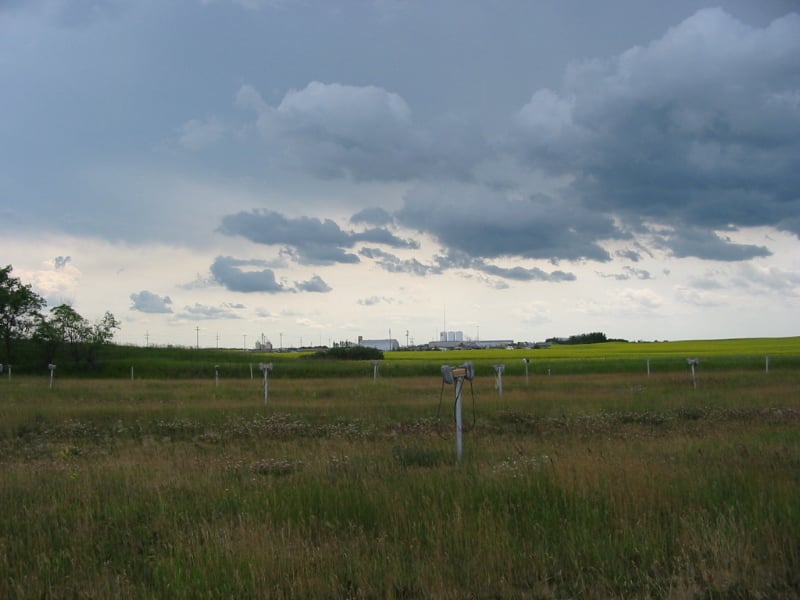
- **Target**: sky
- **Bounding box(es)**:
[1,0,799,349]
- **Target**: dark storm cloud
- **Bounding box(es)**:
[477,263,576,282]
[210,256,331,294]
[360,247,576,284]
[396,186,618,262]
[615,249,643,262]
[129,290,173,313]
[359,247,438,277]
[512,8,800,259]
[350,207,394,227]
[435,250,577,283]
[654,227,772,261]
[210,256,285,293]
[352,228,419,249]
[218,209,415,266]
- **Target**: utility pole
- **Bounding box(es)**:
[196,326,200,349]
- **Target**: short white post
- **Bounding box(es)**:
[131,365,134,381]
[372,360,380,382]
[493,364,505,397]
[259,363,272,404]
[522,358,530,385]
[48,364,56,389]
[249,363,253,380]
[687,358,699,390]
[646,359,650,377]
[765,355,769,374]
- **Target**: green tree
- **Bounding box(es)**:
[0,265,46,363]
[86,311,121,367]
[36,304,120,367]
[50,304,91,362]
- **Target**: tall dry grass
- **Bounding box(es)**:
[1,369,799,597]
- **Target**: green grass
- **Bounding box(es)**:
[7,335,800,378]
[2,368,800,597]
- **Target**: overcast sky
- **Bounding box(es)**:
[2,0,799,348]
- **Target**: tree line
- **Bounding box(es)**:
[0,265,119,370]
[545,332,628,345]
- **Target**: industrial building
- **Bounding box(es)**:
[357,336,400,352]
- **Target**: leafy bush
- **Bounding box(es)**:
[307,346,384,360]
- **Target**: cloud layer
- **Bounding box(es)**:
[2,2,798,346]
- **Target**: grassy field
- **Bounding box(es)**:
[2,353,800,598]
[11,335,797,380]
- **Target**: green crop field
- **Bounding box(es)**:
[2,339,800,597]
[10,335,796,380]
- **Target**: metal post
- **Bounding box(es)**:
[131,365,134,381]
[260,362,272,404]
[687,358,699,389]
[646,359,650,377]
[372,360,380,382]
[454,376,463,462]
[48,364,56,389]
[215,365,219,387]
[493,364,504,397]
[766,355,769,373]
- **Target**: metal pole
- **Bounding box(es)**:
[263,369,269,404]
[454,377,464,462]
[494,365,504,397]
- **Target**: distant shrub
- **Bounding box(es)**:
[307,346,384,361]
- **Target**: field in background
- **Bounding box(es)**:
[2,342,800,597]
[13,335,798,379]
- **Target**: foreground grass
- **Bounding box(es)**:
[1,370,800,597]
